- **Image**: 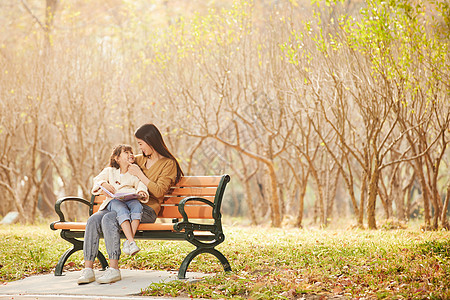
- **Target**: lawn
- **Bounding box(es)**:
[1,222,449,299]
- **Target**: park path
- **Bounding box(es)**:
[0,269,204,300]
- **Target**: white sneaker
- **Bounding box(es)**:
[96,268,121,284]
[77,268,95,285]
[122,240,130,255]
[129,241,140,256]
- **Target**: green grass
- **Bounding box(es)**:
[1,223,449,299]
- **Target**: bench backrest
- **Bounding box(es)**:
[90,175,229,220]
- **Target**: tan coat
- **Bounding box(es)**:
[134,155,177,215]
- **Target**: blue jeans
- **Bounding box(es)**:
[83,205,156,261]
[107,199,143,225]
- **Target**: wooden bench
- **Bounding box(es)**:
[50,174,231,279]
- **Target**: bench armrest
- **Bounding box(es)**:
[178,196,214,221]
[52,197,91,224]
[174,196,225,248]
[174,196,216,232]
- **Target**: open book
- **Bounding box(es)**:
[99,185,144,202]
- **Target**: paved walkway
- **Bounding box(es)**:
[0,269,206,300]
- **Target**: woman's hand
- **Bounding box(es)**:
[101,182,116,195]
[128,164,143,178]
[128,163,151,187]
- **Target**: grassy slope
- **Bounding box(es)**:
[1,223,449,299]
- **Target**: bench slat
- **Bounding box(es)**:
[163,196,214,205]
[175,176,222,187]
[52,221,217,231]
[169,187,217,197]
[92,204,213,218]
[159,205,213,219]
[52,222,87,230]
[93,196,215,211]
[53,222,173,231]
[94,189,217,204]
[94,195,106,204]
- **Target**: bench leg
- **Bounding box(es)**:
[55,234,108,276]
[96,250,108,271]
[178,247,232,279]
[55,236,83,276]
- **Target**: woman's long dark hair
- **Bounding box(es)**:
[134,123,183,183]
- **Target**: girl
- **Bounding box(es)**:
[91,144,148,257]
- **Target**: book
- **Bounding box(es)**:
[99,185,144,202]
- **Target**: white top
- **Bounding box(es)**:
[91,167,148,210]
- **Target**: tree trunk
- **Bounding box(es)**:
[359,169,367,227]
[413,159,432,227]
[393,171,405,222]
[267,164,282,227]
[44,0,58,46]
[244,177,257,225]
[310,166,325,225]
[367,167,380,229]
[441,183,450,229]
[430,156,443,229]
[325,168,339,226]
[378,183,390,220]
[0,182,25,218]
[39,139,56,217]
[402,171,416,221]
[278,181,286,219]
[296,179,308,228]
[255,175,268,222]
[64,177,81,221]
[341,168,360,226]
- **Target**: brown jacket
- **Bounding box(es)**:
[134,155,177,215]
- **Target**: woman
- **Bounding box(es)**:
[77,123,183,285]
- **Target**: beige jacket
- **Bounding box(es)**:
[92,167,149,211]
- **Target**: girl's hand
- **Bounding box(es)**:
[101,182,116,195]
[138,191,148,200]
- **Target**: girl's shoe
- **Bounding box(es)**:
[122,240,130,255]
[129,241,140,256]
